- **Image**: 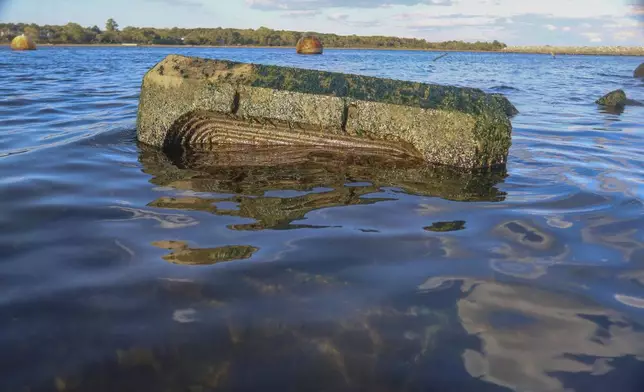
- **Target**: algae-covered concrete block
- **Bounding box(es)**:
[345,101,481,168]
[137,54,516,169]
[236,86,345,132]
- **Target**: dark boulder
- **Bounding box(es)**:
[634,63,644,78]
[596,89,627,108]
[596,89,643,113]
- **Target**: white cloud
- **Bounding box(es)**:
[241,0,643,46]
[401,16,498,28]
[282,10,321,17]
[581,32,603,42]
[602,17,641,29]
[327,12,383,27]
[245,0,631,19]
[613,30,637,40]
[245,0,456,10]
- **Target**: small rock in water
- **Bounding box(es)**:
[634,63,644,78]
[596,89,627,108]
[596,89,643,110]
[11,34,37,51]
[296,35,323,55]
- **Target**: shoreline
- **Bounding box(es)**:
[3,43,644,56]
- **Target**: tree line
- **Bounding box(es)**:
[0,19,508,51]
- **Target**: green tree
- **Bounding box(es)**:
[0,21,512,50]
[62,22,90,43]
[24,24,40,40]
[105,18,118,32]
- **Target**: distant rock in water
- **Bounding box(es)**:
[596,89,627,108]
[296,35,323,55]
[10,34,36,51]
[634,63,644,78]
[595,89,643,110]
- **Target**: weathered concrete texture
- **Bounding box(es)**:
[236,86,344,130]
[137,54,517,169]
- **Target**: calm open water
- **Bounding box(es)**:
[1,47,644,392]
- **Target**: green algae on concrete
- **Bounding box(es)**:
[137,54,517,169]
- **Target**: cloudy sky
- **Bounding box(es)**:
[1,0,643,45]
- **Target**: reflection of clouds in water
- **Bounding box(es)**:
[417,276,456,293]
[615,294,644,309]
[458,281,644,392]
[489,220,570,279]
[490,259,550,279]
[620,269,644,286]
[108,206,198,229]
[415,203,445,216]
[546,215,573,229]
[417,276,478,293]
[596,172,643,200]
[581,215,644,263]
[173,308,198,323]
[438,236,476,259]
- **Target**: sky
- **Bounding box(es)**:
[1,0,643,46]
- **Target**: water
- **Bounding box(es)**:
[1,46,644,392]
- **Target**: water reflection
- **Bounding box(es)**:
[152,240,258,265]
[489,219,570,279]
[456,279,644,392]
[138,144,507,232]
[108,206,199,229]
[424,220,466,232]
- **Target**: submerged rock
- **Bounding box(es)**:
[596,89,627,108]
[634,63,644,78]
[596,89,643,110]
[296,35,323,55]
[136,54,516,170]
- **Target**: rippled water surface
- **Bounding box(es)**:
[2,47,644,392]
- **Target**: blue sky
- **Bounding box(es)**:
[1,0,643,45]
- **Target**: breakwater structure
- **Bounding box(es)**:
[503,45,644,56]
[136,55,517,170]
